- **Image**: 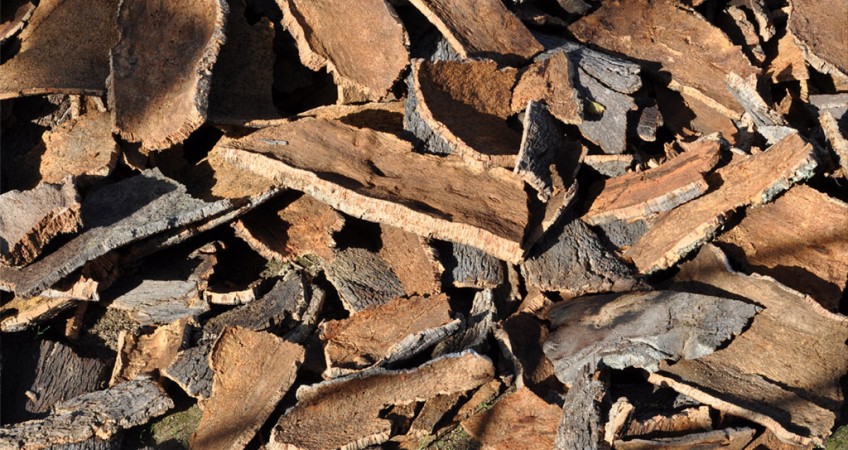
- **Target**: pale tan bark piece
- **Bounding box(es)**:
[406,0,543,65]
[407,59,521,168]
[269,351,495,450]
[0,0,35,43]
[110,0,226,149]
[584,138,721,225]
[0,0,118,99]
[379,224,442,295]
[39,110,119,185]
[654,244,848,446]
[717,185,848,310]
[512,51,582,125]
[788,0,848,84]
[625,133,818,273]
[820,111,848,176]
[215,117,531,263]
[191,327,305,450]
[570,0,758,117]
[320,294,458,376]
[624,406,713,438]
[276,0,409,103]
[0,178,80,267]
[462,388,560,450]
[767,32,810,82]
[110,318,190,385]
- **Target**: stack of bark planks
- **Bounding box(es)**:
[1,0,847,449]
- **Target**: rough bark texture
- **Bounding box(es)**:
[406,0,542,65]
[717,184,848,311]
[110,319,190,385]
[788,0,848,85]
[515,101,567,202]
[0,0,118,99]
[726,72,793,144]
[191,327,304,449]
[820,111,848,176]
[276,0,409,103]
[161,343,214,400]
[637,104,663,142]
[0,169,233,297]
[584,154,633,177]
[543,290,759,384]
[522,217,641,296]
[0,179,81,267]
[439,241,504,289]
[512,52,582,125]
[625,133,819,273]
[496,313,558,391]
[555,371,605,450]
[269,351,494,450]
[623,405,712,438]
[584,138,721,225]
[615,427,756,450]
[215,117,532,263]
[109,0,226,149]
[462,388,561,450]
[434,289,497,356]
[39,110,119,185]
[656,244,848,446]
[320,293,459,376]
[325,248,405,313]
[108,279,207,326]
[378,224,442,296]
[0,0,36,43]
[0,378,173,450]
[767,31,810,82]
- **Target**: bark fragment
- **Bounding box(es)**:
[110,318,191,385]
[378,224,442,296]
[191,327,304,449]
[325,248,405,313]
[462,388,561,450]
[514,101,570,202]
[39,110,119,185]
[511,52,582,125]
[0,277,98,332]
[0,0,35,43]
[0,178,81,267]
[0,0,118,99]
[555,371,605,450]
[109,0,226,149]
[766,32,810,83]
[161,343,214,400]
[615,427,756,450]
[625,133,818,273]
[788,0,848,85]
[438,241,504,289]
[820,111,848,176]
[584,154,634,177]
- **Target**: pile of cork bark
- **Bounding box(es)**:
[1,0,846,448]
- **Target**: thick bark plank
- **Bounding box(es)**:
[0,0,35,43]
[0,377,173,450]
[654,244,848,446]
[543,290,759,384]
[378,224,442,296]
[161,343,213,401]
[406,0,542,65]
[207,0,280,125]
[191,328,304,449]
[462,388,560,450]
[0,277,98,332]
[38,110,119,185]
[625,133,818,273]
[269,351,495,450]
[570,0,758,118]
[0,169,233,297]
[583,138,722,226]
[406,59,521,167]
[320,294,459,377]
[325,248,405,313]
[0,179,81,267]
[215,117,532,263]
[110,318,190,385]
[788,0,848,85]
[615,428,756,450]
[109,0,226,149]
[0,0,118,99]
[522,217,641,296]
[511,52,582,125]
[717,185,848,310]
[276,0,408,103]
[555,371,605,450]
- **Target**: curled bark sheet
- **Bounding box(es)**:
[543,290,760,385]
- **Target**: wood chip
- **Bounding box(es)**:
[325,248,405,313]
[637,104,663,142]
[191,327,304,449]
[216,117,532,263]
[625,133,819,273]
[788,0,848,85]
[0,178,81,267]
[406,59,521,167]
[0,0,118,99]
[570,0,758,118]
[0,0,36,43]
[406,0,543,65]
[320,294,459,376]
[543,290,760,384]
[512,51,582,125]
[39,110,119,185]
[583,138,721,225]
[0,377,173,450]
[277,0,409,103]
[110,318,190,386]
[615,427,756,450]
[653,244,848,446]
[462,388,561,450]
[110,0,226,149]
[269,351,495,450]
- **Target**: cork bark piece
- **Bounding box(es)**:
[110,318,191,386]
[767,32,810,83]
[570,0,758,118]
[511,51,582,125]
[215,118,532,263]
[515,101,570,203]
[625,133,819,274]
[0,0,35,43]
[439,241,504,289]
[276,0,409,103]
[269,351,495,450]
[655,245,848,446]
[110,0,226,150]
[556,371,606,450]
[496,313,559,391]
[0,0,118,99]
[161,343,214,400]
[378,224,442,296]
[615,428,755,450]
[0,277,98,332]
[39,110,119,185]
[325,248,405,313]
[0,178,81,267]
[583,138,722,226]
[319,294,459,376]
[191,328,305,449]
[207,0,280,126]
[462,388,561,450]
[407,59,521,168]
[788,0,848,85]
[717,185,848,311]
[623,405,713,438]
[406,0,543,65]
